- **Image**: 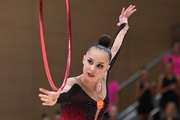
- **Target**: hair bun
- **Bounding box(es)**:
[98,34,111,48]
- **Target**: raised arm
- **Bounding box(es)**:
[110,5,136,66]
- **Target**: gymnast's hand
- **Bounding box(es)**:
[117,5,137,26]
[39,88,61,106]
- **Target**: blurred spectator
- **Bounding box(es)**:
[107,71,120,111]
[102,104,119,120]
[109,104,119,120]
[53,110,61,120]
[136,67,155,120]
[157,62,180,111]
[102,71,120,120]
[161,41,180,76]
[41,113,51,120]
[160,102,180,120]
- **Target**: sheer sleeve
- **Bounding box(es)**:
[56,78,80,103]
[109,23,129,69]
[57,84,80,103]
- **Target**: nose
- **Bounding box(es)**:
[90,65,95,72]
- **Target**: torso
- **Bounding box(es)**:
[75,75,107,101]
[139,81,153,102]
[160,75,179,109]
[161,75,178,98]
[75,75,107,120]
[60,84,109,120]
[138,81,154,114]
[164,54,180,75]
[59,75,109,120]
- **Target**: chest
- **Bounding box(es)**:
[61,94,109,120]
[78,80,107,102]
[162,77,177,87]
[170,56,180,66]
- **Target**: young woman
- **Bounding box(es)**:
[161,41,180,76]
[39,5,136,120]
[136,67,155,120]
[161,102,180,120]
[158,61,180,111]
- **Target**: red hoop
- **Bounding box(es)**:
[39,0,72,91]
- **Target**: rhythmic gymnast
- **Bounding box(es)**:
[39,5,136,120]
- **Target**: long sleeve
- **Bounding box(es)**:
[57,84,80,103]
[109,23,129,69]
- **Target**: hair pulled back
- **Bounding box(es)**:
[86,34,112,61]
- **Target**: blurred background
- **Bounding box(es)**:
[0,0,180,120]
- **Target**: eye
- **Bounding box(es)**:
[88,59,93,65]
[97,64,104,68]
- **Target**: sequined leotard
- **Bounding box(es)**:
[57,23,129,120]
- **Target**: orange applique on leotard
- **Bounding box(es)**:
[96,100,104,110]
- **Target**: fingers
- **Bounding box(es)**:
[39,94,52,106]
[39,95,50,106]
[123,5,137,17]
[40,97,49,103]
[39,94,48,99]
[42,102,52,106]
[42,102,49,106]
[127,9,137,17]
[126,6,137,17]
[39,88,50,106]
[39,88,50,95]
[39,94,49,103]
[124,5,134,14]
[120,7,125,16]
[39,88,57,106]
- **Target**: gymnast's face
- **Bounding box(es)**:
[83,47,110,81]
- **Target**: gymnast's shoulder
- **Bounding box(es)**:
[61,76,79,93]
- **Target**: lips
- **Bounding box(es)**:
[87,73,95,77]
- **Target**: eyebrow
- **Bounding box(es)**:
[88,57,105,64]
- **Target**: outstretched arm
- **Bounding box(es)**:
[110,5,136,66]
[39,77,77,106]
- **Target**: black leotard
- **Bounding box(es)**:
[57,23,129,120]
[137,81,154,114]
[159,76,179,110]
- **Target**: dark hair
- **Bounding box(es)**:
[86,34,112,61]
